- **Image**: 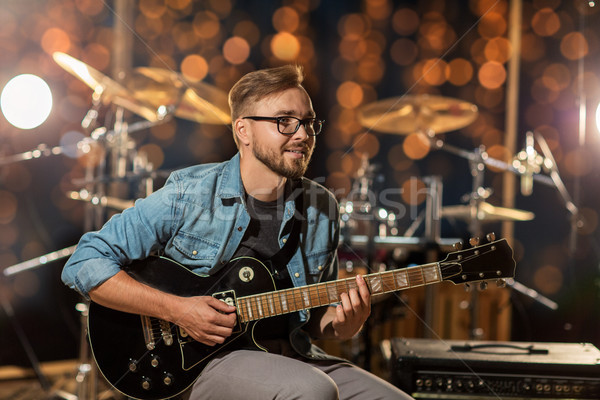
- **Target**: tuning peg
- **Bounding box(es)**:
[496,279,506,288]
[453,242,463,251]
[486,232,496,242]
[478,281,488,291]
[469,237,480,247]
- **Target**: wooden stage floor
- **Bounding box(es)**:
[0,360,123,400]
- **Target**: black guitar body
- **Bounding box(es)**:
[88,256,275,400]
[87,238,515,400]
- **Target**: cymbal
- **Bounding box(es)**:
[357,94,478,134]
[134,67,231,125]
[67,190,134,210]
[442,202,534,222]
[52,52,162,122]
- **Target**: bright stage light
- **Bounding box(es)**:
[1,74,53,130]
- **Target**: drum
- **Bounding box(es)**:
[339,200,399,239]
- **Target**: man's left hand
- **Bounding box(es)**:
[331,274,371,340]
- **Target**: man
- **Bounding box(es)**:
[62,65,412,399]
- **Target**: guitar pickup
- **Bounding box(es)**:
[213,290,236,307]
[213,290,242,333]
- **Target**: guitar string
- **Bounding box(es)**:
[142,245,502,335]
[237,247,500,322]
[146,246,499,329]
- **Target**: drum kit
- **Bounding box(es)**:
[1,52,232,399]
[1,52,564,397]
[338,94,537,264]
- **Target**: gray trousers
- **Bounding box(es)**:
[187,340,413,400]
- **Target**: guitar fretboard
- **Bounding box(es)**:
[236,263,441,323]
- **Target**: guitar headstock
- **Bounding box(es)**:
[440,233,516,287]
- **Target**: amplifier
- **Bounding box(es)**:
[389,338,600,399]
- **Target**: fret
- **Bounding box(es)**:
[237,298,247,323]
[407,266,425,287]
[267,293,275,316]
[245,298,254,320]
[279,291,288,312]
[381,271,396,293]
[256,295,264,318]
[236,261,442,322]
[290,287,302,312]
[394,269,408,288]
[369,273,383,294]
[327,282,338,303]
[337,280,347,299]
[321,283,330,305]
[309,285,323,308]
[423,264,441,283]
[301,289,310,308]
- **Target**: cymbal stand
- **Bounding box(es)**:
[431,137,565,330]
[0,294,52,396]
[466,146,487,339]
[533,132,579,252]
[422,175,443,338]
[69,102,169,398]
[342,155,378,370]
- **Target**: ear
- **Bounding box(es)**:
[234,118,251,147]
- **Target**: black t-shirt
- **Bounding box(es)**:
[232,192,295,341]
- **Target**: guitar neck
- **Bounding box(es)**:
[236,262,441,323]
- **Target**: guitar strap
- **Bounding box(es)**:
[264,185,304,276]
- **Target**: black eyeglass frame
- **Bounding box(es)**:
[242,116,324,136]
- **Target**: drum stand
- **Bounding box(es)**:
[68,106,164,400]
[1,101,167,399]
[431,137,561,338]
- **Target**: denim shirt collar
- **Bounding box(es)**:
[216,152,299,222]
[216,152,245,200]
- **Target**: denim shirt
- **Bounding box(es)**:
[61,153,341,358]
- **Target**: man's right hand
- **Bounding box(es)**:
[89,271,238,347]
[173,296,237,346]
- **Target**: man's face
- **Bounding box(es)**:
[246,87,316,180]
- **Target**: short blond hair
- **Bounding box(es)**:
[228,65,305,146]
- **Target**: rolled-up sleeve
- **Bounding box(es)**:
[61,177,179,299]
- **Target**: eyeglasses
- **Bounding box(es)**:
[243,116,324,136]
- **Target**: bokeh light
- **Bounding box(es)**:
[270,32,300,61]
[1,0,599,362]
[1,74,53,129]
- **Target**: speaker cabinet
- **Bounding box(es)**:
[390,338,600,399]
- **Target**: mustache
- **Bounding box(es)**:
[285,145,312,153]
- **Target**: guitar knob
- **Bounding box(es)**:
[496,279,506,288]
[128,360,138,372]
[478,281,488,291]
[151,355,160,368]
[453,242,463,251]
[464,283,472,292]
[469,237,480,246]
[163,373,174,386]
[486,232,496,242]
[141,377,152,391]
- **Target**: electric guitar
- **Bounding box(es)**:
[87,237,515,400]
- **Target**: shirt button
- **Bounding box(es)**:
[282,238,287,244]
[317,265,323,271]
[237,226,243,231]
[192,250,198,255]
[294,272,300,278]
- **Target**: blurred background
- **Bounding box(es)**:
[0,0,599,384]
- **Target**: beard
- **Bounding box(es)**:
[252,140,314,180]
